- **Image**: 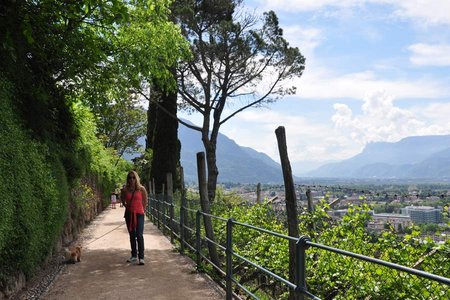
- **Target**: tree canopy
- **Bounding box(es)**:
[175,0,305,202]
[0,1,189,294]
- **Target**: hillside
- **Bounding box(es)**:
[307,135,450,179]
[178,122,288,184]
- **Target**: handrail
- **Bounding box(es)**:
[232,219,298,241]
[147,194,449,300]
[307,241,450,285]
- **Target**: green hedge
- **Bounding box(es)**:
[0,75,67,283]
[0,72,131,290]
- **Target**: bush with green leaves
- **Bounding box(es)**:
[207,192,449,299]
[0,74,67,283]
[71,101,131,204]
[0,74,130,290]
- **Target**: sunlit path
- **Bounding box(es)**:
[42,207,223,300]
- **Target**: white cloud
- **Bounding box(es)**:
[180,0,450,168]
[391,0,450,26]
[331,90,450,145]
[282,26,323,59]
[256,0,363,12]
[410,102,450,130]
[220,109,348,162]
[181,92,450,168]
[332,103,353,128]
[293,68,448,100]
[408,43,450,66]
[256,0,450,25]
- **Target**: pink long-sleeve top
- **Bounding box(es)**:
[124,190,145,214]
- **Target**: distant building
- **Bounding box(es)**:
[329,209,348,219]
[368,213,412,232]
[401,206,442,224]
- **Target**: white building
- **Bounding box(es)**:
[401,206,442,224]
[368,213,412,232]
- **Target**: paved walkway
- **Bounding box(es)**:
[42,206,223,300]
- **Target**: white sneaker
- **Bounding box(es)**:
[138,258,145,265]
[127,257,137,263]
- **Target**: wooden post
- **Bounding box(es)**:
[306,188,315,232]
[197,152,220,268]
[148,181,152,220]
[167,173,174,243]
[161,183,165,234]
[180,167,187,254]
[275,126,300,300]
[256,183,261,204]
[306,188,313,212]
[152,178,156,198]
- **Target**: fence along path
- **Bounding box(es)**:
[41,206,223,300]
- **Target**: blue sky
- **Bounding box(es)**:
[180,0,450,175]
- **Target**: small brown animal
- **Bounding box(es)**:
[65,246,82,264]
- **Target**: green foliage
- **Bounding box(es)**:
[206,191,449,299]
[176,0,305,203]
[0,73,130,287]
[134,148,153,185]
[0,74,67,282]
[1,0,183,293]
[211,193,290,295]
[94,95,147,158]
[71,101,131,193]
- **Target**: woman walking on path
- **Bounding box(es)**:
[121,170,148,265]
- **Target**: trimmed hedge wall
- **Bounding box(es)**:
[0,75,67,285]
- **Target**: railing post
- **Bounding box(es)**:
[196,210,201,269]
[296,236,311,300]
[180,203,185,254]
[162,196,167,235]
[157,195,161,229]
[180,166,186,254]
[147,182,152,220]
[170,202,174,243]
[226,218,234,300]
[151,195,155,222]
[166,173,174,243]
[147,193,154,222]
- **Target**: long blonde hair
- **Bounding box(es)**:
[125,170,144,191]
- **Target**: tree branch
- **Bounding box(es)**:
[219,65,286,126]
[135,88,203,132]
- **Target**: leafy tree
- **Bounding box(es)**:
[94,94,147,161]
[107,1,189,188]
[0,0,185,293]
[175,0,305,203]
[72,0,189,161]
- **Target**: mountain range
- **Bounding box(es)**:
[307,135,450,179]
[178,122,287,183]
[128,122,450,182]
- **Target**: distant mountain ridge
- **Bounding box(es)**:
[307,135,450,179]
[179,121,288,183]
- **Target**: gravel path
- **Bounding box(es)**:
[13,207,224,300]
[11,213,100,300]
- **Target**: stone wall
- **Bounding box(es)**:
[0,178,106,299]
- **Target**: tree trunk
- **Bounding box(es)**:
[203,139,219,203]
[275,126,299,300]
[150,81,180,193]
[146,97,156,150]
[196,152,220,268]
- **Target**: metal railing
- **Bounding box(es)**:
[146,194,450,299]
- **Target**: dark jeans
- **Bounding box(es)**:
[125,213,145,259]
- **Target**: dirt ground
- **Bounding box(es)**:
[40,206,224,300]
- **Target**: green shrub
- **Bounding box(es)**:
[0,74,67,282]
